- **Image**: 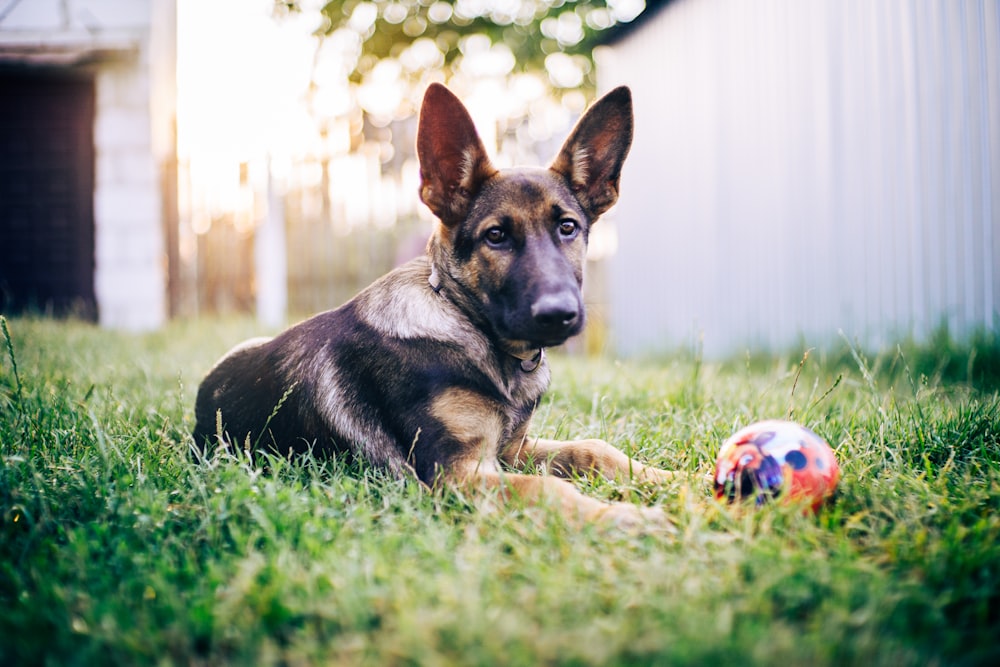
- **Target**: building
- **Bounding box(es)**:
[0,0,177,330]
[597,0,999,356]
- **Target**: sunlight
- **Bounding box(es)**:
[175,0,608,203]
[177,0,320,221]
[175,0,618,231]
[173,0,629,315]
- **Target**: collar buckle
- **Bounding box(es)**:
[517,348,544,373]
[428,266,442,293]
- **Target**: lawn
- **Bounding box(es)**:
[1,315,998,665]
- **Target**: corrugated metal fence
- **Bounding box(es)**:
[598,0,999,356]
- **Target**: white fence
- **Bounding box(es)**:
[597,0,999,356]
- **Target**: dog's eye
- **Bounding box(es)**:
[558,219,579,238]
[485,227,508,246]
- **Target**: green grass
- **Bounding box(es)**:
[1,315,999,666]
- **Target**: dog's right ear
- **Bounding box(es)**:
[417,83,498,227]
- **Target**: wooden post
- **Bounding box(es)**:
[255,157,287,327]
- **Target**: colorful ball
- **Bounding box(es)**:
[714,420,840,512]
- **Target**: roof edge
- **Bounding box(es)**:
[597,0,676,46]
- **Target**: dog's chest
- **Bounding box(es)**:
[496,356,551,434]
[504,359,550,406]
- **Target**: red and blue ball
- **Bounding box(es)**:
[714,420,840,512]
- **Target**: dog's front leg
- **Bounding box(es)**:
[502,436,675,485]
[447,464,666,530]
[426,390,669,529]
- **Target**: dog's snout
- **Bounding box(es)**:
[531,293,580,330]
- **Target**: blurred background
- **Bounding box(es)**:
[0,0,997,357]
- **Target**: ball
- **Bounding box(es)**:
[714,420,840,512]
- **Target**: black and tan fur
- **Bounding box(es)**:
[194,83,672,527]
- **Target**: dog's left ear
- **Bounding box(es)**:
[417,83,498,227]
[550,86,634,220]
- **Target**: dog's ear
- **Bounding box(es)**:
[550,86,634,220]
[417,83,498,226]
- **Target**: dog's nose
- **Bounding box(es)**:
[531,293,580,330]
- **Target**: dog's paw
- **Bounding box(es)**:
[592,502,676,534]
[632,467,678,485]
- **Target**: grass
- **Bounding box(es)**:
[1,315,998,666]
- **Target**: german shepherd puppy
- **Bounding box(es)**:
[194,83,672,527]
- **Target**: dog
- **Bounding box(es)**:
[193,83,673,527]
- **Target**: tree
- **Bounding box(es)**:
[276,0,647,93]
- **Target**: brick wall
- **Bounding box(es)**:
[0,0,176,330]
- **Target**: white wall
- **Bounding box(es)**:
[0,0,175,330]
[597,0,999,357]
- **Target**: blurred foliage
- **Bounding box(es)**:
[276,0,646,89]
